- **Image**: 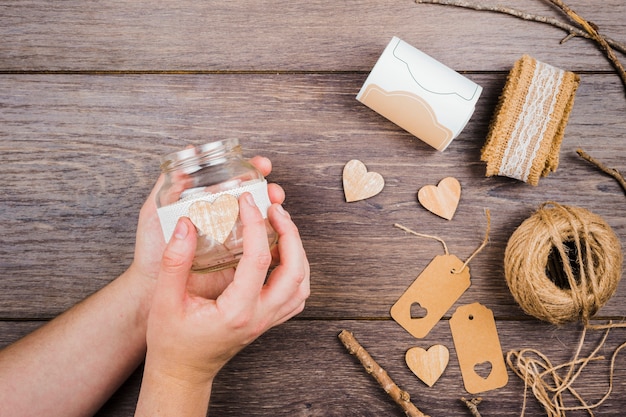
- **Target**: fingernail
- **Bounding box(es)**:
[173,218,189,240]
[276,204,290,219]
[243,192,256,207]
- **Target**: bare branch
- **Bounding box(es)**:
[338,330,430,417]
[417,0,626,98]
[577,149,626,196]
[416,0,626,54]
[547,0,626,96]
[460,397,483,417]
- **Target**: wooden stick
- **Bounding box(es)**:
[338,330,429,417]
[547,0,626,97]
[576,149,626,195]
[416,0,626,54]
[416,0,626,98]
[460,397,483,417]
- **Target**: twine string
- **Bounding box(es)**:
[504,202,624,416]
[454,209,491,274]
[508,323,626,417]
[393,223,449,255]
[504,202,622,325]
[393,209,491,273]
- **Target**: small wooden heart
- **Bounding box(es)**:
[188,194,239,243]
[417,177,461,220]
[405,345,449,387]
[343,159,384,202]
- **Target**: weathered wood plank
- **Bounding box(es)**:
[3,319,625,416]
[1,1,625,415]
[0,0,624,72]
[1,73,624,320]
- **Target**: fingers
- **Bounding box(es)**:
[139,174,165,218]
[248,156,272,177]
[262,204,310,323]
[216,193,272,313]
[267,183,285,205]
[248,156,284,204]
[155,217,198,308]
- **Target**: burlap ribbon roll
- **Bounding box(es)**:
[481,55,580,185]
[504,202,622,325]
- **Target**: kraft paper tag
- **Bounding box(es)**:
[391,254,471,338]
[449,303,508,394]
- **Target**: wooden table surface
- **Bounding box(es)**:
[1,1,625,415]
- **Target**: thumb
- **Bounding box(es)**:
[156,217,197,304]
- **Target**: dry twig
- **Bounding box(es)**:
[576,148,626,195]
[547,0,626,95]
[417,0,626,54]
[460,397,483,417]
[417,0,626,97]
[338,330,429,417]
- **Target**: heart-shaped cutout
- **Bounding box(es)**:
[405,345,449,387]
[417,177,461,220]
[343,159,384,202]
[473,361,493,380]
[188,194,239,244]
[410,302,428,319]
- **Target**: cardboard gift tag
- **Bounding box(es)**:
[405,344,449,387]
[449,303,508,394]
[188,194,239,243]
[391,254,471,338]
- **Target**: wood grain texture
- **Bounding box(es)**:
[1,0,625,415]
[4,320,625,416]
[1,74,623,319]
[0,0,624,72]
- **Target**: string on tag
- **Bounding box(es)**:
[393,208,491,274]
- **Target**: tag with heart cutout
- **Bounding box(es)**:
[343,159,384,202]
[391,254,471,338]
[417,177,461,220]
[188,194,240,244]
[449,303,508,394]
[405,344,449,387]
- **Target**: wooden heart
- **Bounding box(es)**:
[188,194,239,243]
[405,345,449,387]
[343,159,384,202]
[417,177,461,220]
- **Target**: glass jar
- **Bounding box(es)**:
[156,139,277,273]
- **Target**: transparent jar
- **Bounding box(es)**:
[156,139,277,273]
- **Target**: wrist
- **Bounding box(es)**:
[136,358,214,417]
[119,266,156,333]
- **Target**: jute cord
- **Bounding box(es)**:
[504,202,622,325]
[507,324,626,417]
[504,202,624,416]
[393,209,491,274]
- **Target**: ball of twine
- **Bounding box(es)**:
[504,202,623,325]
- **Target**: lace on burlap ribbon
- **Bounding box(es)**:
[481,55,580,185]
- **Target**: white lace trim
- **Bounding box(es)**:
[157,179,271,242]
[499,61,564,181]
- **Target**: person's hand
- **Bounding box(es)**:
[136,193,309,415]
[126,156,285,311]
